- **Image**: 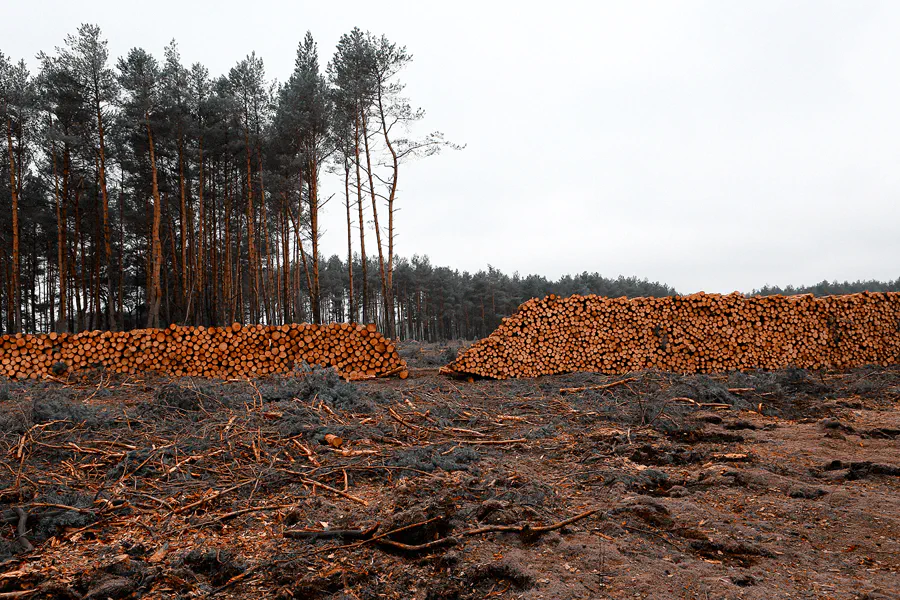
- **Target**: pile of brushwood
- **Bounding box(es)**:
[1,355,899,599]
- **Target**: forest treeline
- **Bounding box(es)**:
[753,279,900,298]
[318,257,676,341]
[0,24,458,339]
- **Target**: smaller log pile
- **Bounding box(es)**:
[444,292,900,379]
[0,322,408,381]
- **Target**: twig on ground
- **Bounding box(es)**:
[560,377,638,394]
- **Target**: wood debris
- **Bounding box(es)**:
[0,322,408,381]
[446,292,900,379]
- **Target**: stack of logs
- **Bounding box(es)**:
[0,323,408,381]
[444,292,900,379]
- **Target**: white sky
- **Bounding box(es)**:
[5,0,900,293]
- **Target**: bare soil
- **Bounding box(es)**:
[1,355,898,599]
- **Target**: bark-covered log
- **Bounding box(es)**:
[444,292,900,379]
[0,322,407,381]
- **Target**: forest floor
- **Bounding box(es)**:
[0,342,898,599]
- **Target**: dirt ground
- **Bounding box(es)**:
[1,348,898,599]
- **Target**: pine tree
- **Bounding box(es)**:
[228,52,267,324]
[330,28,375,324]
[279,32,332,324]
[0,54,35,333]
[57,24,119,330]
[117,48,163,328]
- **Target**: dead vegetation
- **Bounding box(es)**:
[0,358,899,599]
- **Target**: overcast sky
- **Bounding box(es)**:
[5,0,900,293]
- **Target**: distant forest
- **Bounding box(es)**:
[1,26,896,342]
[753,279,900,298]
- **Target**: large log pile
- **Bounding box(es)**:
[444,292,900,379]
[0,323,408,381]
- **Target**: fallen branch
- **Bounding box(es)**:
[560,377,637,394]
[294,474,368,506]
[377,508,602,553]
[14,509,33,553]
[0,591,37,599]
[208,564,262,596]
[375,536,459,552]
[388,407,425,431]
[456,438,527,446]
[285,524,379,541]
[464,508,602,538]
[171,480,253,515]
[301,508,603,556]
[315,517,442,553]
[27,502,96,514]
[183,503,298,531]
[669,397,731,409]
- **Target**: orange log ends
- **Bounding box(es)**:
[0,323,407,382]
[445,292,900,379]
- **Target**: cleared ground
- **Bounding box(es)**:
[1,345,898,599]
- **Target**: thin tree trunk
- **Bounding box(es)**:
[95,93,114,330]
[196,135,205,321]
[178,134,188,311]
[244,128,258,323]
[353,111,368,324]
[117,181,124,328]
[361,111,389,334]
[54,138,68,333]
[257,146,275,324]
[224,165,233,323]
[308,156,320,324]
[146,115,163,329]
[211,159,221,324]
[6,118,20,333]
[285,177,313,313]
[73,182,85,331]
[344,158,354,323]
[376,85,399,337]
[166,198,178,324]
[281,192,291,324]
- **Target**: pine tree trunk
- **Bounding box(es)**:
[235,203,244,322]
[354,111,369,324]
[53,138,68,333]
[178,134,189,313]
[196,136,205,322]
[244,129,258,323]
[224,166,233,324]
[209,159,219,324]
[344,159,354,323]
[309,156,321,324]
[281,193,291,324]
[210,159,219,324]
[117,183,124,327]
[73,185,85,331]
[145,115,163,329]
[6,118,21,333]
[257,146,275,324]
[376,86,399,338]
[286,170,314,319]
[95,95,114,330]
[361,111,389,335]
